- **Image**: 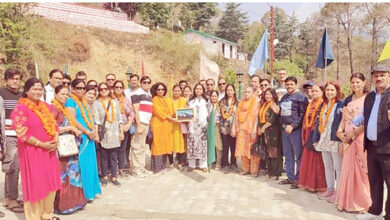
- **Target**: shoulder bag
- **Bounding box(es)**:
[58,133,79,157]
[98,101,110,142]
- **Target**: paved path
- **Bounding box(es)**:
[1,167,356,220]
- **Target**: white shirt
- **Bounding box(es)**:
[218,92,225,101]
[44,84,55,104]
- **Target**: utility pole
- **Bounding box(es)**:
[270,5,275,86]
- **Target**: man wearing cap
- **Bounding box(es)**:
[355,64,390,220]
[302,80,314,102]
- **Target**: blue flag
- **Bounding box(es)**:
[248,29,268,76]
[315,28,334,68]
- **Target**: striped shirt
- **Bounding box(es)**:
[0,88,21,119]
[131,88,153,125]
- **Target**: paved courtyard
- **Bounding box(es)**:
[1,165,356,220]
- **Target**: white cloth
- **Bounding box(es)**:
[218,92,225,101]
[124,87,136,100]
[44,84,55,104]
[188,159,207,169]
[189,98,208,127]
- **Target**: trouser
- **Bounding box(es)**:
[177,153,186,165]
[24,191,56,220]
[221,133,236,167]
[168,154,174,165]
[118,132,130,170]
[216,149,223,166]
[321,151,342,191]
[130,124,149,175]
[367,142,390,217]
[151,155,169,172]
[241,155,260,175]
[188,159,207,168]
[282,129,303,182]
[2,137,19,200]
[100,147,119,178]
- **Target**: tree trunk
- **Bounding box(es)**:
[371,18,378,69]
[336,20,340,80]
[347,34,353,74]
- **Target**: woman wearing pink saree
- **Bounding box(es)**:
[335,73,371,212]
[11,78,61,220]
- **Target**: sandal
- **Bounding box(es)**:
[8,203,24,213]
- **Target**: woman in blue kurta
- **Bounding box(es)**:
[65,79,101,201]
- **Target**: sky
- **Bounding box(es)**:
[218,2,323,23]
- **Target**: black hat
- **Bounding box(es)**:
[371,64,390,74]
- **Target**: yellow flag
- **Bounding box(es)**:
[378,36,390,63]
[168,74,173,98]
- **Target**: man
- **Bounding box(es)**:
[75,71,87,82]
[106,73,116,91]
[218,78,227,101]
[275,68,288,100]
[206,78,215,99]
[0,68,23,214]
[63,74,72,87]
[44,69,64,103]
[302,80,314,101]
[250,75,261,98]
[130,76,153,178]
[179,80,188,91]
[355,65,390,220]
[260,78,271,93]
[199,79,207,88]
[124,74,140,100]
[278,76,308,189]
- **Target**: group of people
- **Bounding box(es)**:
[0,63,389,220]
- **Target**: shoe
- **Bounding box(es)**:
[215,165,221,171]
[251,173,258,178]
[240,171,250,175]
[278,179,293,185]
[230,164,239,173]
[317,190,334,200]
[187,167,194,172]
[111,179,121,186]
[327,193,335,203]
[222,166,230,174]
[101,179,108,187]
[290,182,298,189]
[355,212,382,220]
[202,168,208,173]
[259,169,266,176]
[274,176,279,181]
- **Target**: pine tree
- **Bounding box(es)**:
[216,3,248,43]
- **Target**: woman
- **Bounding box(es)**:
[150,82,174,173]
[11,78,61,220]
[112,80,134,177]
[172,85,187,170]
[257,88,283,180]
[52,85,87,214]
[187,83,209,172]
[208,91,222,170]
[93,82,123,186]
[233,87,260,177]
[85,86,97,105]
[182,85,192,100]
[313,81,344,203]
[66,79,101,201]
[298,85,327,192]
[335,73,371,212]
[219,84,238,173]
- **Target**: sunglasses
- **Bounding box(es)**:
[115,86,123,89]
[142,81,151,84]
[75,86,86,91]
[207,84,214,86]
[99,88,109,91]
[106,78,115,81]
[63,82,71,86]
[218,83,226,86]
[89,84,97,88]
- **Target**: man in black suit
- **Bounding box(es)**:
[356,64,390,220]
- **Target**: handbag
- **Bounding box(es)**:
[251,137,267,159]
[98,101,110,142]
[58,134,79,157]
[129,123,136,135]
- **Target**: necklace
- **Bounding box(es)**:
[258,101,273,123]
[304,98,323,128]
[221,99,234,120]
[318,100,336,133]
[237,97,255,123]
[99,98,115,123]
[19,98,57,139]
[52,99,76,126]
[70,94,94,129]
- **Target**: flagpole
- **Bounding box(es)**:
[325,58,327,82]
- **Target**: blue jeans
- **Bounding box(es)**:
[282,129,302,182]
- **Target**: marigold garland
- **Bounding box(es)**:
[52,99,76,126]
[70,94,94,130]
[221,99,234,120]
[258,101,273,124]
[99,98,115,124]
[118,95,125,114]
[237,97,255,123]
[19,98,57,139]
[304,98,323,128]
[318,100,336,133]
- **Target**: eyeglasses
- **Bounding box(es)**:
[75,86,86,91]
[106,78,115,81]
[99,88,109,91]
[218,83,226,86]
[89,84,97,88]
[63,82,71,86]
[142,81,151,84]
[115,86,123,89]
[207,84,214,86]
[260,84,269,87]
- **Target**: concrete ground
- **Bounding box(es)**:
[1,164,356,220]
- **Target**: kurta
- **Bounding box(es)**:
[187,98,209,160]
[258,107,283,177]
[151,96,174,156]
[172,97,186,153]
[235,97,260,159]
[11,103,61,203]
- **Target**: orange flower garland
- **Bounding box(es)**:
[237,97,255,123]
[19,98,57,139]
[118,95,125,115]
[304,98,323,128]
[318,100,336,133]
[52,99,76,126]
[221,99,234,120]
[258,101,273,124]
[70,94,94,130]
[99,98,115,124]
